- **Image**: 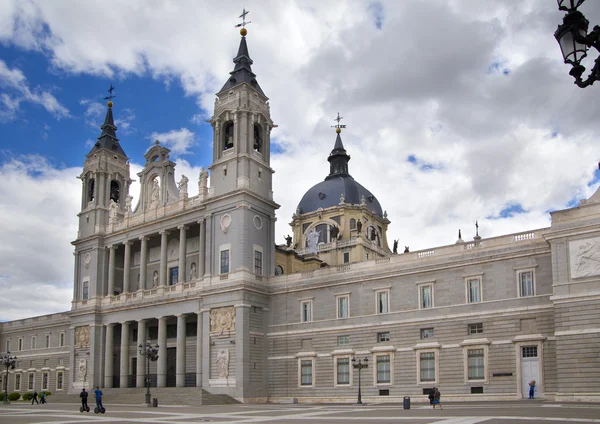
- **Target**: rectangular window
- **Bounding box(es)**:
[45,334,50,348]
[377,332,390,342]
[300,300,312,323]
[254,250,263,275]
[419,284,433,309]
[420,328,434,339]
[169,267,179,285]
[376,355,391,384]
[5,340,9,352]
[15,374,21,391]
[336,295,349,319]
[42,372,49,390]
[28,373,34,390]
[466,277,481,303]
[376,289,389,314]
[57,372,63,390]
[31,336,36,350]
[420,352,436,382]
[300,360,313,386]
[220,249,230,274]
[59,333,65,347]
[522,346,538,358]
[518,270,534,297]
[336,358,350,385]
[468,323,483,335]
[467,349,485,380]
[18,338,23,351]
[343,252,350,263]
[337,335,349,346]
[82,280,89,300]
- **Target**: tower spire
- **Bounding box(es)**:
[326,112,351,179]
[218,9,264,96]
[88,85,127,157]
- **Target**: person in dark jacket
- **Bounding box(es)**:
[80,388,89,410]
[31,390,39,405]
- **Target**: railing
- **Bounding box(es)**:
[336,264,351,272]
[417,250,435,258]
[514,232,535,241]
[220,274,229,280]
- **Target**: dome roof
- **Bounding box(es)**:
[297,175,383,217]
[296,131,383,217]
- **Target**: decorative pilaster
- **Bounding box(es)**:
[139,236,148,291]
[176,314,187,387]
[178,225,187,284]
[136,319,146,388]
[104,323,115,388]
[159,230,168,287]
[157,316,167,387]
[107,245,116,296]
[204,215,212,277]
[196,312,203,387]
[123,241,132,293]
[120,322,130,388]
[198,219,206,277]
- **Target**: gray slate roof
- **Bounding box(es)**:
[218,36,265,96]
[87,105,127,158]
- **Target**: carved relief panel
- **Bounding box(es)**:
[210,306,236,335]
[74,326,90,348]
[570,237,600,279]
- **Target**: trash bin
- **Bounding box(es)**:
[403,396,410,410]
[152,398,158,408]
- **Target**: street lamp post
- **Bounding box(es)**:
[351,357,368,405]
[555,0,600,88]
[138,341,159,406]
[1,351,17,404]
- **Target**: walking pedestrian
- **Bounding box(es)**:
[31,390,39,405]
[432,387,442,409]
[40,392,47,404]
[529,380,536,399]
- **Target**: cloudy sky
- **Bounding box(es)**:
[1,0,599,321]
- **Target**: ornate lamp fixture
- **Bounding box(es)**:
[1,352,17,404]
[555,0,600,87]
[351,356,369,405]
[138,341,159,406]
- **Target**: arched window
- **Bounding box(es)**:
[350,218,356,230]
[224,122,234,150]
[253,123,262,152]
[110,180,120,203]
[88,178,95,202]
[315,224,329,243]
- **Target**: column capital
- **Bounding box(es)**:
[178,225,188,231]
[175,313,187,318]
[105,322,116,328]
[139,235,149,242]
[121,320,131,325]
[197,218,204,224]
[137,318,147,324]
[159,230,169,236]
[156,316,168,321]
[124,240,133,246]
[107,244,116,250]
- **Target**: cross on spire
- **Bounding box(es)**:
[104,84,116,101]
[235,8,251,29]
[331,112,347,132]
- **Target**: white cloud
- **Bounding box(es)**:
[148,128,196,156]
[0,59,70,121]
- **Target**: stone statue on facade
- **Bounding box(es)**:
[210,306,236,335]
[216,348,230,378]
[356,220,362,235]
[340,193,345,204]
[198,167,208,192]
[393,239,398,254]
[284,235,292,247]
[153,270,159,288]
[178,174,189,198]
[125,194,133,214]
[330,225,339,240]
[404,246,410,253]
[189,262,197,280]
[78,358,87,382]
[109,199,119,221]
[149,178,160,209]
[360,195,366,206]
[306,229,320,254]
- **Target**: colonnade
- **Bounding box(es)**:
[103,312,203,389]
[105,217,210,296]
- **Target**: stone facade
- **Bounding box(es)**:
[1,30,599,404]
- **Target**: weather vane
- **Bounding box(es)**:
[332,112,347,133]
[104,84,116,101]
[235,8,251,29]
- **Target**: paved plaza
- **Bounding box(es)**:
[0,401,599,424]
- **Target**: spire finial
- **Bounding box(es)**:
[475,221,479,237]
[104,84,116,107]
[331,112,347,134]
[235,8,251,36]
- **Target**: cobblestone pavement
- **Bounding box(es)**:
[0,401,599,424]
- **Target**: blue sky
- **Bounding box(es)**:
[1,0,600,320]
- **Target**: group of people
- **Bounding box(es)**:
[427,387,442,409]
[79,386,103,411]
[30,391,47,405]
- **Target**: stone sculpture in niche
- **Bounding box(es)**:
[109,199,119,221]
[74,325,90,348]
[189,262,197,280]
[149,178,160,209]
[571,237,600,278]
[216,348,230,378]
[210,306,236,335]
[153,270,159,287]
[78,358,87,382]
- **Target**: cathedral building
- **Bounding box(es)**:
[1,24,599,404]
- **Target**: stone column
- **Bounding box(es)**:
[104,323,115,388]
[123,241,132,293]
[176,314,187,387]
[198,219,205,277]
[202,310,210,387]
[72,251,79,301]
[196,312,203,387]
[139,236,148,291]
[203,215,212,277]
[107,245,116,296]
[157,316,167,387]
[159,230,168,287]
[236,305,250,396]
[178,225,187,284]
[136,319,146,388]
[120,321,130,388]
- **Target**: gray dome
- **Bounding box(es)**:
[297,175,384,217]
